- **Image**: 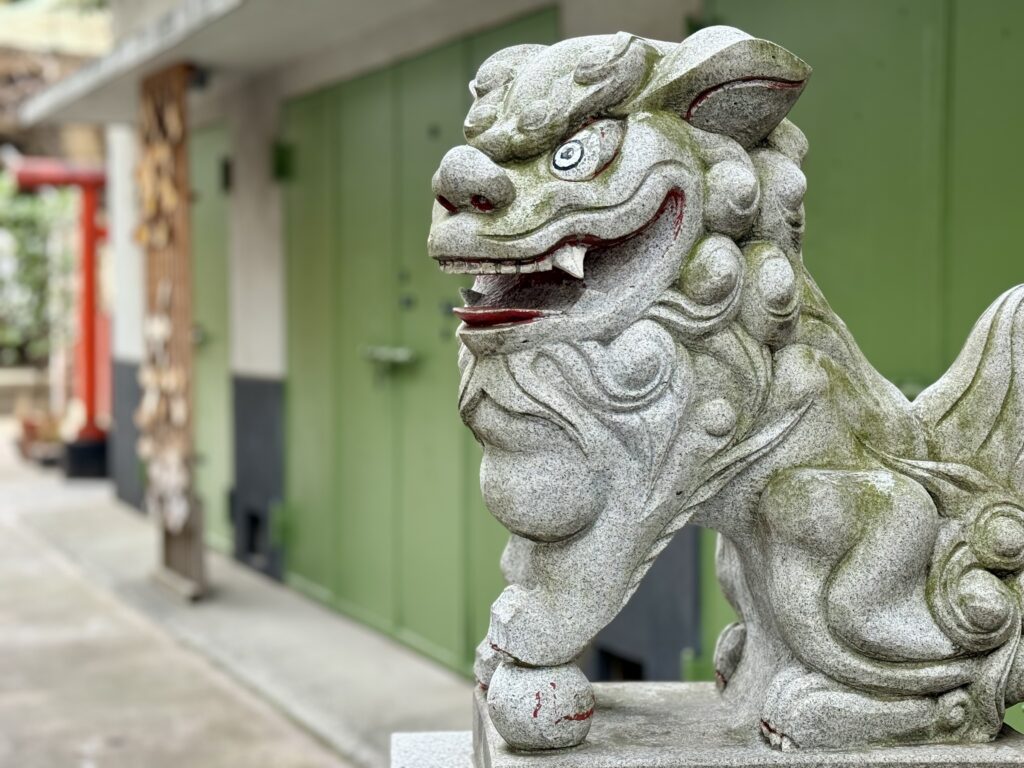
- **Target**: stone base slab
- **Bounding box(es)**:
[391,682,1024,767]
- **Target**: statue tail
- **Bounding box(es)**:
[913,286,1024,497]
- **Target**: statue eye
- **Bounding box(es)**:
[549,119,624,181]
[553,140,584,170]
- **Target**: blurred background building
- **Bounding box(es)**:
[9,0,1024,687]
[0,0,110,463]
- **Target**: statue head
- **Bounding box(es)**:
[429,27,812,552]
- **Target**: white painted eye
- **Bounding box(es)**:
[553,140,584,170]
[549,119,624,181]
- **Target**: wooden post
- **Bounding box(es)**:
[136,64,205,599]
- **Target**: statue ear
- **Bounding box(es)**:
[633,26,811,147]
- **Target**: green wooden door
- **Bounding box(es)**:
[709,0,948,389]
[698,0,1023,682]
[330,69,399,630]
[282,91,336,598]
[190,125,234,552]
[945,1,1024,360]
[394,41,471,665]
[283,8,558,671]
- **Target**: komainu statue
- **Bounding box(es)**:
[428,26,1024,753]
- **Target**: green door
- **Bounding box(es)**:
[394,40,471,665]
[282,89,336,600]
[944,0,1024,359]
[283,8,558,671]
[190,125,234,552]
[330,68,399,630]
[698,0,1024,681]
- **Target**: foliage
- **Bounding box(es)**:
[0,170,75,366]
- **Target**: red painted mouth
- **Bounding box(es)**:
[449,189,684,329]
[452,307,553,326]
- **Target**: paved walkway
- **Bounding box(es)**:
[0,420,471,767]
[0,498,349,767]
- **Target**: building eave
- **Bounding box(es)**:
[19,0,245,125]
[20,0,558,128]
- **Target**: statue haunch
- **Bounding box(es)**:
[428,26,1024,752]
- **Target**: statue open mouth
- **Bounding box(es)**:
[441,189,685,329]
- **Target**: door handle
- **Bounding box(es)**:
[361,345,417,366]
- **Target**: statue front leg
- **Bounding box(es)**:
[480,497,670,749]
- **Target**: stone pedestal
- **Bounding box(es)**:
[391,683,1024,768]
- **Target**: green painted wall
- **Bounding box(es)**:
[189,125,234,553]
[693,0,1024,682]
[282,8,559,672]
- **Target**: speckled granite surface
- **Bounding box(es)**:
[392,683,1024,767]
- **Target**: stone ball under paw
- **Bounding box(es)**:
[487,662,595,750]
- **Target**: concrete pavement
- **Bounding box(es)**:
[0,419,471,767]
[0,500,349,767]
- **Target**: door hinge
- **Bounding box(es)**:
[220,156,233,193]
[272,141,293,182]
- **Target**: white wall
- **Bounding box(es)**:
[106,123,144,363]
[223,82,284,379]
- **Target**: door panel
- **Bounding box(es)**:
[190,125,234,552]
[945,0,1024,359]
[283,8,559,671]
[395,41,473,664]
[698,0,1024,685]
[710,0,948,391]
[283,91,337,594]
[332,70,399,628]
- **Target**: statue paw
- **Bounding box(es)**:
[761,666,974,750]
[474,637,502,690]
[713,621,746,690]
[759,719,798,751]
[489,585,583,666]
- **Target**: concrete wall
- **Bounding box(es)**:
[107,124,144,363]
[222,83,284,378]
[106,123,145,507]
[109,0,184,41]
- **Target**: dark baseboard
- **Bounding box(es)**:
[111,359,144,510]
[231,374,284,579]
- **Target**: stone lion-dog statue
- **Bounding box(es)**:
[428,25,1024,752]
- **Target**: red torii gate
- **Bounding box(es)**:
[8,154,109,475]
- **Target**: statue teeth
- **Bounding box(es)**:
[551,244,587,279]
[459,287,484,305]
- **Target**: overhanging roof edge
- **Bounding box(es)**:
[19,0,247,126]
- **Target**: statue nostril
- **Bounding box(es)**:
[471,195,496,212]
[436,195,459,214]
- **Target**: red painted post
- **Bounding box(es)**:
[78,183,103,441]
[5,156,108,442]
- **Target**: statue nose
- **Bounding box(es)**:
[432,145,515,213]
